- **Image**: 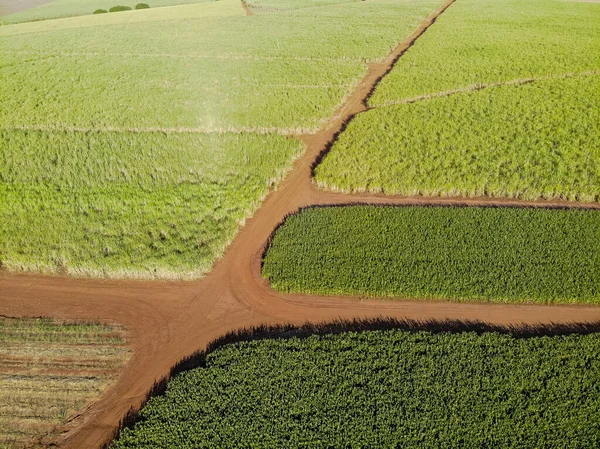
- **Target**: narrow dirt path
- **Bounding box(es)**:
[6,123,299,135]
[372,69,600,109]
[1,0,599,447]
[241,0,253,16]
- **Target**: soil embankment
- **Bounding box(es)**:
[0,0,52,16]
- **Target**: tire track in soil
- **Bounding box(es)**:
[1,0,599,447]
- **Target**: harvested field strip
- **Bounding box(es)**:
[111,326,600,448]
[0,355,125,365]
[262,206,600,303]
[0,344,129,359]
[0,383,103,393]
[0,379,105,391]
[0,334,125,344]
[0,358,126,373]
[0,369,122,378]
[0,317,130,449]
[372,69,600,108]
[0,319,127,344]
[0,356,124,366]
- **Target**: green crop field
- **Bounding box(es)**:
[262,206,600,303]
[370,0,600,104]
[0,0,214,24]
[0,317,130,449]
[314,0,600,201]
[315,75,600,201]
[1,131,300,277]
[111,327,600,448]
[0,0,444,278]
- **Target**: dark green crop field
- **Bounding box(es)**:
[262,206,600,303]
[111,328,600,448]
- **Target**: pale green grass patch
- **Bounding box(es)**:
[370,0,600,105]
[1,131,302,278]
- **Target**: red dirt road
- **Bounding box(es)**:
[1,0,599,447]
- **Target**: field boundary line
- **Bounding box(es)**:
[372,69,600,109]
[5,49,369,64]
[2,124,309,136]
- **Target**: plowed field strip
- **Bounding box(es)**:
[4,49,369,63]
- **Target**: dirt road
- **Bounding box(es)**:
[1,0,599,447]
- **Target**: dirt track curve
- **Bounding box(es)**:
[2,0,600,447]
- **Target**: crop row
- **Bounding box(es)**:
[262,205,600,303]
[111,327,600,448]
[0,317,130,449]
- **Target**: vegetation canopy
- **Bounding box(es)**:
[111,327,600,448]
[262,206,600,303]
[316,76,600,201]
[109,5,132,11]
